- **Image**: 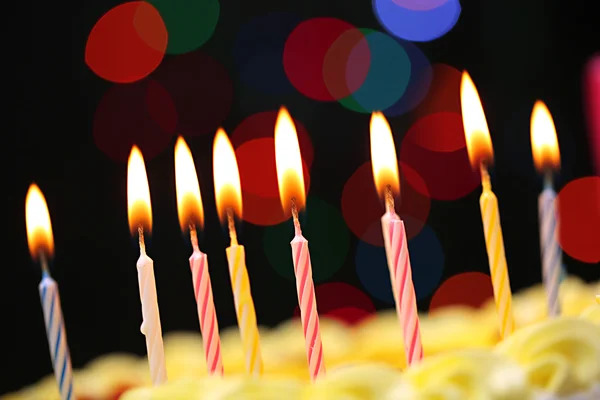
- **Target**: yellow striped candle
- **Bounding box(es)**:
[213,128,263,376]
[480,167,515,338]
[461,71,515,339]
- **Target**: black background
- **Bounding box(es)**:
[2,0,599,394]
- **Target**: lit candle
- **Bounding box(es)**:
[213,128,263,376]
[25,184,75,400]
[274,107,325,382]
[370,112,423,366]
[127,146,167,385]
[530,101,563,317]
[174,137,223,375]
[460,71,515,339]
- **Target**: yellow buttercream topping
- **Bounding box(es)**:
[496,317,600,396]
[389,350,532,400]
[301,363,401,399]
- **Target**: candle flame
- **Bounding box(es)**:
[370,111,400,200]
[127,146,152,235]
[175,136,205,231]
[213,128,242,222]
[530,100,561,172]
[274,106,306,211]
[460,71,494,168]
[25,184,54,260]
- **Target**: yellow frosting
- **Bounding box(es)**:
[162,332,209,380]
[421,306,499,354]
[496,317,600,396]
[301,363,401,399]
[388,350,533,400]
[262,317,353,378]
[580,303,600,325]
[351,311,408,369]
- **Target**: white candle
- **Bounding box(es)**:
[136,233,167,385]
[127,145,167,385]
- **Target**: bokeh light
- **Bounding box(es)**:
[263,196,350,281]
[429,272,494,311]
[93,80,177,162]
[338,30,411,113]
[323,27,370,101]
[85,2,167,83]
[341,162,430,246]
[153,51,233,136]
[413,63,463,118]
[293,283,375,325]
[149,0,219,54]
[355,223,444,304]
[234,13,302,94]
[400,114,480,201]
[557,177,600,264]
[230,111,314,167]
[383,40,433,117]
[236,138,310,226]
[407,112,466,152]
[373,0,461,42]
[584,55,600,175]
[283,18,356,101]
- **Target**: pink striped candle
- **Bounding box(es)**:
[371,112,423,366]
[274,106,325,382]
[584,55,600,175]
[388,219,424,364]
[174,136,223,376]
[190,228,223,376]
[291,213,325,382]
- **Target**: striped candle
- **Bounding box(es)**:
[388,219,423,365]
[190,230,223,375]
[226,242,263,376]
[480,167,515,339]
[539,181,562,317]
[39,269,75,400]
[290,220,325,382]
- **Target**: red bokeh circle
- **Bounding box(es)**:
[557,176,600,264]
[407,112,466,153]
[283,18,356,101]
[323,28,370,100]
[152,51,233,136]
[93,80,177,162]
[341,162,430,246]
[429,272,494,311]
[413,63,462,119]
[85,2,167,83]
[230,111,314,167]
[236,138,311,226]
[293,283,376,325]
[400,116,480,201]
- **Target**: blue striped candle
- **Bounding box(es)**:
[39,262,75,400]
[539,176,562,317]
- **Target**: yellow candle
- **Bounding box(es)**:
[213,128,263,376]
[460,71,515,338]
[479,166,515,338]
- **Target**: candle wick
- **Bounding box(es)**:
[189,224,200,251]
[39,253,49,277]
[227,208,238,246]
[480,163,492,192]
[138,226,146,253]
[291,197,302,236]
[543,170,553,190]
[385,184,395,214]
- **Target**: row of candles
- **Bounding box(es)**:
[25,71,567,399]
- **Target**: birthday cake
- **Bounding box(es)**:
[3,277,599,400]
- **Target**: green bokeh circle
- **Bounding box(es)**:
[150,0,220,54]
[337,28,411,113]
[263,195,351,283]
